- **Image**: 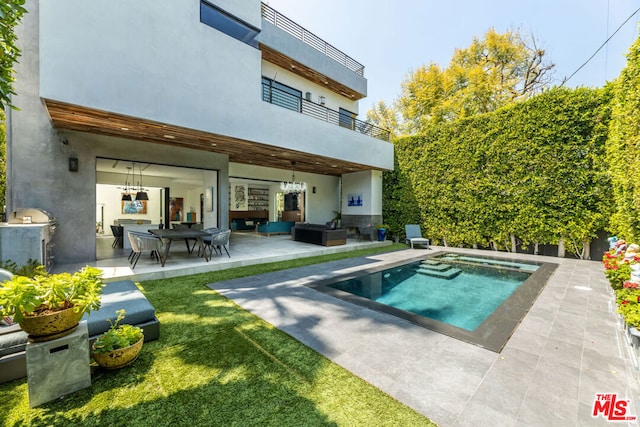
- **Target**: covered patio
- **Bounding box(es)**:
[55,232,390,282]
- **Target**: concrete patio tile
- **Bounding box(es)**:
[331,351,396,390]
[455,400,520,427]
[278,324,343,359]
[506,327,548,356]
[486,347,540,381]
[516,392,579,426]
[458,370,531,421]
[540,337,584,369]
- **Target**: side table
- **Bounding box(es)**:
[26,320,91,407]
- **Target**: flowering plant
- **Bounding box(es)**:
[603,249,632,290]
[616,288,640,327]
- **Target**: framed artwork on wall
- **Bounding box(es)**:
[205,186,215,212]
[231,184,247,210]
[122,200,147,214]
[347,193,363,207]
[170,197,184,221]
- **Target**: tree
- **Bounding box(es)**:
[389,28,555,134]
[365,101,400,139]
[0,0,27,111]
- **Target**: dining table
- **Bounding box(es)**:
[148,229,210,267]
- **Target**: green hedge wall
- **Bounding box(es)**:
[385,86,613,254]
[607,35,640,242]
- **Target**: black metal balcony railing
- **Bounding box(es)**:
[263,82,390,142]
[261,3,365,77]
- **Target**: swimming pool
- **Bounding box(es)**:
[310,252,557,352]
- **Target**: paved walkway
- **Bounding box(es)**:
[208,247,640,426]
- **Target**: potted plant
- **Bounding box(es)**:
[0,266,104,341]
[92,309,144,369]
[376,224,390,241]
[331,210,342,229]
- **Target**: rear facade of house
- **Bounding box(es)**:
[4,0,393,265]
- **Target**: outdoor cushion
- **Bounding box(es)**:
[81,280,156,337]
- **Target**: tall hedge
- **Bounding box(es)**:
[386,86,613,255]
[607,35,640,241]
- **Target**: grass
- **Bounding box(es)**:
[0,244,437,426]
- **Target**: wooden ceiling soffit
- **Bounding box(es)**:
[42,99,374,176]
[260,44,365,101]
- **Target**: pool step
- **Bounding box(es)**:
[420,261,452,271]
[417,265,462,279]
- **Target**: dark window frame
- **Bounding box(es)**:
[262,77,302,112]
[200,1,260,47]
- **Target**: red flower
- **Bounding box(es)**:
[622,300,630,305]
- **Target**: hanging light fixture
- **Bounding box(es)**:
[121,166,132,201]
[135,162,149,201]
[280,161,307,194]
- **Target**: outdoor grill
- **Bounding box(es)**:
[8,207,57,225]
[2,208,57,270]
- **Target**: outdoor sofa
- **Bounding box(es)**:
[0,279,160,384]
[291,223,347,246]
[256,221,295,236]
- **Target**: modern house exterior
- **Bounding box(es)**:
[4,0,393,265]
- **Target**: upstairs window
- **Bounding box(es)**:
[200,1,260,47]
[262,77,302,112]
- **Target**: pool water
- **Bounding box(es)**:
[328,254,537,331]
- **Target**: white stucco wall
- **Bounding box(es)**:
[38,0,393,170]
[341,170,383,216]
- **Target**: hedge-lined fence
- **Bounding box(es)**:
[383,86,614,258]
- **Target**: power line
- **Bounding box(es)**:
[561,6,640,86]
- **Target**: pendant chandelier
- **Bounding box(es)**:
[280,161,307,194]
[121,166,132,201]
[135,162,149,201]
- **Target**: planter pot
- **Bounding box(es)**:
[377,228,387,241]
[93,338,143,369]
[20,305,82,342]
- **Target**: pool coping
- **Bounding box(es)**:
[307,250,558,352]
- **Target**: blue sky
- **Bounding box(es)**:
[265,0,640,112]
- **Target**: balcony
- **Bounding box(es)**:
[262,81,390,142]
[261,3,365,77]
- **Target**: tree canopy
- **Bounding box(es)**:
[368,28,555,135]
[0,0,26,111]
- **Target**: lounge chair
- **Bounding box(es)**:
[405,224,430,249]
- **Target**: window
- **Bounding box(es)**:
[200,1,260,47]
[262,77,302,112]
[339,108,356,130]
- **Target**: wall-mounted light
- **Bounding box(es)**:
[68,157,78,172]
[312,186,316,194]
[319,96,326,106]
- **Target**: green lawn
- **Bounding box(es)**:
[0,244,437,426]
